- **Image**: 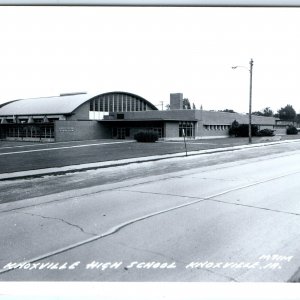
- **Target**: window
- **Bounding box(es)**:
[179,122,194,138]
[90,100,94,111]
[104,96,108,111]
[109,95,113,111]
[100,97,104,111]
[125,128,130,137]
[90,93,148,113]
[113,95,118,112]
[135,98,139,111]
[133,98,137,111]
[122,95,126,111]
[118,95,123,111]
[127,96,131,111]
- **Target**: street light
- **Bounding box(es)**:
[232,58,254,143]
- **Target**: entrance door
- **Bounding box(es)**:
[117,128,126,139]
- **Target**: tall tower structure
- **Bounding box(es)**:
[170,93,183,110]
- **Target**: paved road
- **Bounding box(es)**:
[1,139,300,203]
[0,136,298,174]
[1,144,300,281]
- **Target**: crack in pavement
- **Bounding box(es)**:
[207,198,300,217]
[18,211,97,237]
[0,173,296,278]
[117,189,207,200]
[0,197,214,276]
[0,175,186,215]
[119,166,300,218]
[1,152,300,278]
[121,188,300,217]
[2,149,300,215]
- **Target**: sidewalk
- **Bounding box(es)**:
[1,136,300,181]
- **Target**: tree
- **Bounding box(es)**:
[252,107,274,117]
[219,109,235,113]
[228,120,239,136]
[296,114,300,125]
[183,98,191,109]
[229,120,259,137]
[252,111,264,116]
[262,107,274,117]
[192,103,196,110]
[277,104,296,121]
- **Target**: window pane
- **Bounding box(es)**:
[113,95,118,112]
[95,99,99,111]
[90,100,94,111]
[100,97,104,111]
[105,96,108,111]
[109,95,113,111]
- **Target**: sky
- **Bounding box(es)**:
[0,6,300,114]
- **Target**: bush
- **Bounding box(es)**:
[229,122,259,137]
[238,124,258,137]
[286,125,298,135]
[228,120,239,137]
[134,131,159,142]
[257,128,275,136]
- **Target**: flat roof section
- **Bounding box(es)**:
[100,118,198,122]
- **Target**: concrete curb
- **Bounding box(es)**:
[1,139,300,181]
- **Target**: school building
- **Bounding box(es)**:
[0,91,276,142]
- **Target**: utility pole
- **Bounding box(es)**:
[183,129,187,156]
[249,59,253,144]
[155,101,164,110]
[232,59,254,144]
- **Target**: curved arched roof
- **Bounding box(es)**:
[87,91,157,111]
[0,91,157,116]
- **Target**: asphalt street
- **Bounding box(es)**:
[1,139,300,203]
[0,136,297,174]
[1,142,300,281]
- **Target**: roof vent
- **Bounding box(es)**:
[60,92,87,96]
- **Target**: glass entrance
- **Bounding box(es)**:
[117,128,126,139]
[112,127,129,139]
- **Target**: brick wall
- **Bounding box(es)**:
[170,93,183,110]
[165,122,179,138]
[116,109,276,139]
[59,109,277,141]
[54,120,110,142]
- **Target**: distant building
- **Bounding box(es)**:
[0,91,276,142]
